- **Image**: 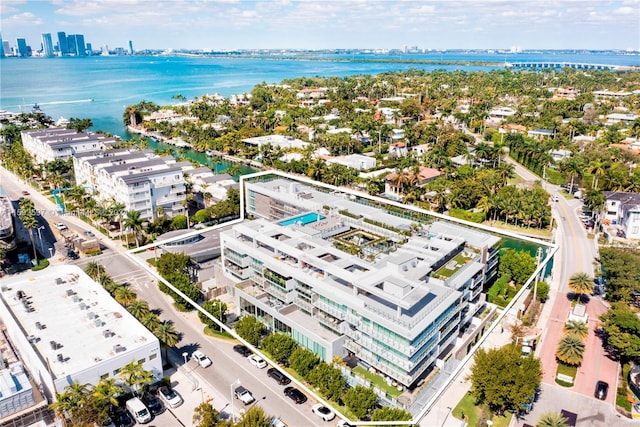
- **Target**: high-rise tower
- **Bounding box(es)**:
[16,38,29,57]
[57,31,68,55]
[42,33,54,57]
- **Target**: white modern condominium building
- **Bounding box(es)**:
[0,265,162,400]
[220,174,502,388]
[20,128,118,164]
[73,148,188,221]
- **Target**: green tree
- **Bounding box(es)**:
[288,347,320,379]
[84,261,106,280]
[234,315,266,347]
[18,198,39,263]
[157,252,191,277]
[154,321,180,367]
[119,360,154,394]
[343,385,378,419]
[536,411,569,427]
[307,362,346,402]
[114,286,137,306]
[140,311,162,332]
[563,320,588,339]
[235,405,271,427]
[370,407,413,422]
[498,249,537,286]
[93,377,124,408]
[193,402,224,427]
[567,272,593,301]
[67,117,93,133]
[536,281,550,302]
[260,333,297,365]
[123,210,144,247]
[126,299,150,320]
[198,299,227,331]
[600,302,640,360]
[467,345,542,415]
[555,334,585,366]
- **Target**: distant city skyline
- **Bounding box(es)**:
[1,0,639,51]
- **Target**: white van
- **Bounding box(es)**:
[126,397,152,424]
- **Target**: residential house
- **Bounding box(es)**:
[385,166,442,198]
[602,191,640,239]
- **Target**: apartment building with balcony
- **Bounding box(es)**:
[73,148,188,221]
[220,175,501,388]
[20,128,118,164]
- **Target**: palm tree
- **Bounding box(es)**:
[18,198,39,263]
[123,210,144,247]
[154,321,180,367]
[49,382,91,426]
[126,299,150,319]
[568,272,594,301]
[119,360,154,395]
[536,411,569,427]
[564,320,588,339]
[140,312,162,332]
[588,158,606,190]
[98,272,119,294]
[114,286,137,306]
[92,377,124,408]
[556,334,585,366]
[84,261,105,281]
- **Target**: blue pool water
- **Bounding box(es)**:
[278,213,325,226]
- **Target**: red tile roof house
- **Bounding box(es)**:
[384,166,442,198]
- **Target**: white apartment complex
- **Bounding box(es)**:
[73,148,188,221]
[220,175,502,388]
[20,128,118,164]
[0,265,162,401]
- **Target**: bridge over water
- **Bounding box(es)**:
[506,62,638,71]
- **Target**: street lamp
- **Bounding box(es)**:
[230,379,240,422]
[37,226,45,252]
[182,351,188,365]
[441,406,452,427]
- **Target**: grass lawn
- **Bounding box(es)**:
[353,366,402,398]
[482,221,553,239]
[453,393,513,427]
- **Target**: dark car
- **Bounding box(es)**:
[67,249,79,260]
[267,367,291,385]
[233,344,252,357]
[284,386,307,404]
[110,406,134,427]
[142,392,163,415]
[595,381,609,400]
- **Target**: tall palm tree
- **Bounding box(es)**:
[154,321,180,368]
[49,382,91,426]
[556,334,585,366]
[588,159,606,190]
[84,261,105,281]
[92,377,124,408]
[564,320,588,339]
[114,286,137,306]
[568,272,594,301]
[140,312,162,332]
[126,299,150,320]
[98,272,119,294]
[18,198,39,264]
[123,210,144,247]
[119,360,154,395]
[536,411,569,427]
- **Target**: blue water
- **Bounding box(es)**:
[1,52,637,137]
[278,213,325,226]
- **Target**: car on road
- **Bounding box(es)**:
[141,392,163,415]
[595,380,609,400]
[84,230,95,237]
[233,344,252,357]
[158,385,183,408]
[248,354,267,368]
[311,404,335,421]
[21,190,30,196]
[270,417,288,427]
[267,367,291,385]
[283,386,307,404]
[67,249,79,260]
[234,385,255,405]
[192,350,212,368]
[54,222,68,230]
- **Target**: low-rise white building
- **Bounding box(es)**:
[21,128,118,164]
[602,191,640,239]
[73,148,187,220]
[325,154,376,171]
[242,135,309,150]
[185,167,238,208]
[0,265,162,401]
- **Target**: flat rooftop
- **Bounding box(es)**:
[0,265,157,380]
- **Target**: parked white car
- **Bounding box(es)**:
[312,404,335,421]
[54,222,68,230]
[158,386,183,408]
[248,354,267,369]
[192,350,212,368]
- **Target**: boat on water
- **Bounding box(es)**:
[206,149,215,156]
[31,103,42,113]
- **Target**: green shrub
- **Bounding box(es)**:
[32,259,49,271]
[449,208,485,223]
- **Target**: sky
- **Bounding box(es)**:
[1,0,639,51]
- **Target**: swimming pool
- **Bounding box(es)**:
[278,212,325,226]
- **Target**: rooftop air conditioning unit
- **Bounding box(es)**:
[87,312,96,320]
[102,329,114,338]
[79,302,87,310]
[113,344,126,353]
[94,319,104,327]
[57,354,64,362]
